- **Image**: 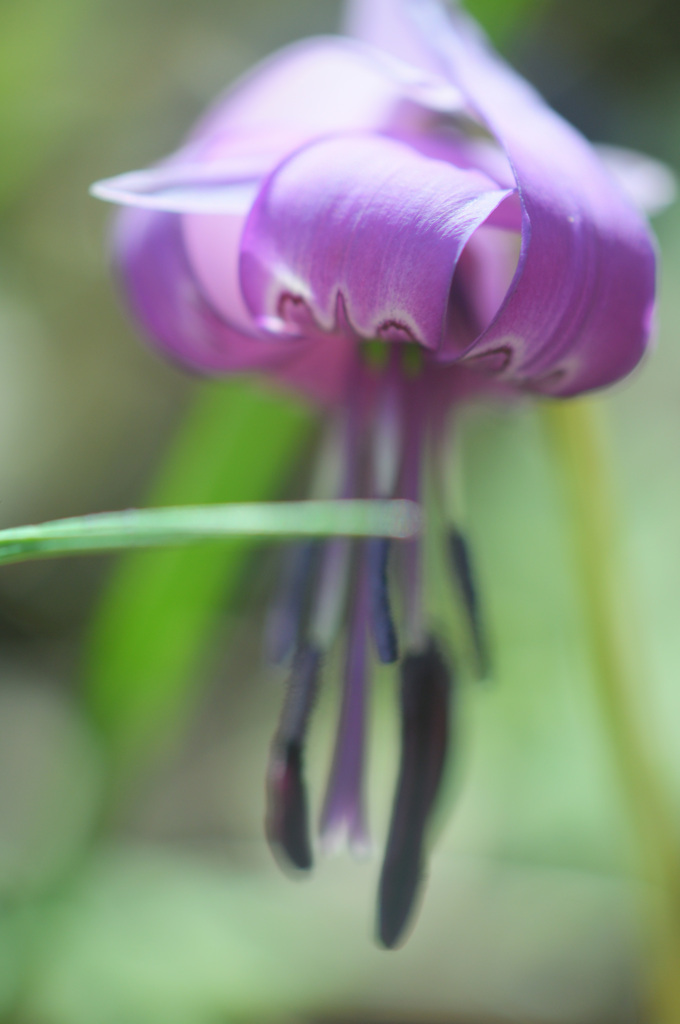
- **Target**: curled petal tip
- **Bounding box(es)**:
[91,167,259,214]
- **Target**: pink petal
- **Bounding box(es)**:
[92,36,468,216]
[240,134,512,349]
[114,205,355,404]
[188,37,467,148]
[344,0,442,79]
[181,211,255,334]
[348,0,657,395]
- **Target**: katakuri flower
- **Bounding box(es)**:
[92,0,658,948]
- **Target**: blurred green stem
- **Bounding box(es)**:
[544,398,680,1024]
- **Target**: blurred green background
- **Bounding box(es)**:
[0,0,679,1021]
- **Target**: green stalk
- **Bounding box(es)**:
[543,397,680,1023]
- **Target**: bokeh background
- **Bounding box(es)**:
[1,0,679,1021]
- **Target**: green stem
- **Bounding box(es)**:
[543,397,680,1024]
[0,499,420,566]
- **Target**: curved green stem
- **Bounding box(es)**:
[543,397,680,1024]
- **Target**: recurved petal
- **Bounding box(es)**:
[114,206,356,404]
[188,36,467,149]
[93,36,469,215]
[348,0,657,395]
[344,0,442,78]
[240,134,512,348]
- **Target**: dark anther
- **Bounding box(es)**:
[367,537,399,664]
[448,528,490,679]
[266,644,321,871]
[377,640,452,949]
[266,542,318,666]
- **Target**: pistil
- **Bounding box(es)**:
[367,357,403,664]
[320,564,371,856]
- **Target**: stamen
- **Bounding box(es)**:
[403,536,426,653]
[372,362,402,500]
[377,640,452,949]
[308,537,352,651]
[448,527,490,679]
[429,407,489,677]
[399,377,427,652]
[308,373,364,653]
[367,361,402,663]
[319,570,371,857]
[265,541,318,665]
[367,537,398,663]
[266,644,321,871]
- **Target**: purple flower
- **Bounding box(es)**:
[92,0,657,947]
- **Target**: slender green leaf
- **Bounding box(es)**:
[0,500,420,566]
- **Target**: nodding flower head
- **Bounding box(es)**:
[92,0,657,947]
